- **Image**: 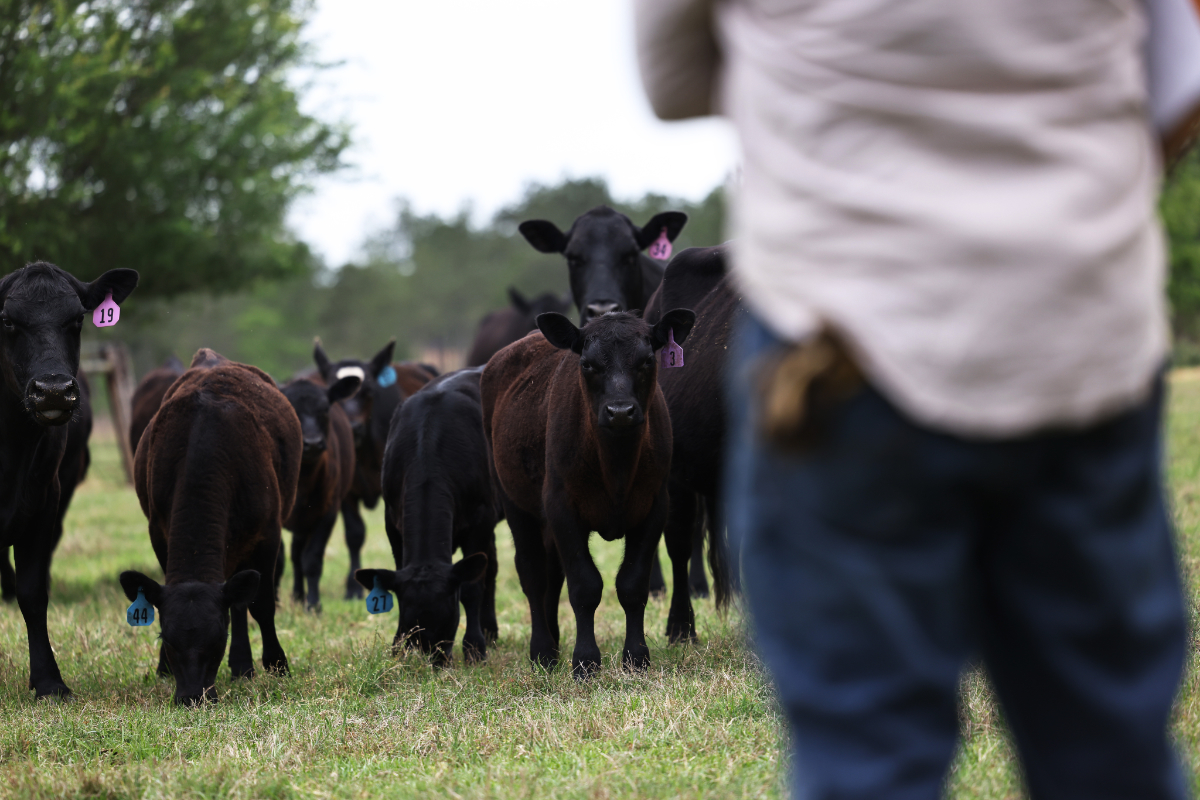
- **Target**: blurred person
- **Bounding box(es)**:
[635,0,1200,798]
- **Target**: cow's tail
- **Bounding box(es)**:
[706,494,736,610]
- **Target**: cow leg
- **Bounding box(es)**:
[618,492,669,670]
[13,535,69,698]
[548,502,603,679]
[289,530,306,604]
[689,504,709,598]
[507,501,558,670]
[648,552,667,597]
[301,510,339,612]
[665,483,700,643]
[273,542,285,603]
[156,643,171,677]
[473,514,500,644]
[0,548,15,602]
[249,552,289,675]
[342,498,367,600]
[460,579,487,664]
[228,607,254,679]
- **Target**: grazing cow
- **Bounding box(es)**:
[120,348,301,705]
[312,340,436,599]
[466,287,572,367]
[483,309,695,676]
[642,246,737,641]
[280,372,361,611]
[356,367,496,665]
[129,355,185,455]
[518,205,686,324]
[0,261,138,698]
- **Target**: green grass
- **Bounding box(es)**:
[2,375,1200,798]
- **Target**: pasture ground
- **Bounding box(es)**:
[0,377,1197,798]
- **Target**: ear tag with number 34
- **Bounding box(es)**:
[647,227,672,260]
[127,587,154,627]
[366,577,393,615]
[661,328,684,369]
[376,365,397,388]
[93,292,120,328]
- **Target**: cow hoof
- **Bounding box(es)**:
[571,655,601,680]
[622,646,650,672]
[305,602,322,615]
[230,664,255,680]
[463,640,487,665]
[32,681,72,701]
[690,585,710,600]
[665,621,698,644]
[1,592,14,604]
[264,659,290,676]
[344,581,364,601]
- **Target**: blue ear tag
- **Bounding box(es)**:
[376,365,397,388]
[127,588,154,627]
[366,577,393,615]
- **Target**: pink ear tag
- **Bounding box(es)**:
[661,328,684,369]
[647,227,672,260]
[92,292,119,328]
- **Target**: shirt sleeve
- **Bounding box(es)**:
[1145,0,1200,134]
[633,0,721,121]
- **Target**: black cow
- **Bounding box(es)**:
[643,246,737,641]
[0,261,137,698]
[465,287,571,367]
[518,206,686,324]
[120,349,301,705]
[280,372,360,611]
[356,367,496,666]
[483,310,695,677]
[312,340,436,599]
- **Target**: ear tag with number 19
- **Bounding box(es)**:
[648,227,672,260]
[93,292,120,328]
[366,577,393,615]
[661,328,684,369]
[127,587,154,626]
[376,365,397,388]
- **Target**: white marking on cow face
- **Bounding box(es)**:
[336,366,365,382]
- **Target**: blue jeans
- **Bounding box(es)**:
[725,312,1188,800]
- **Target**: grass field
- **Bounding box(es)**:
[0,376,1197,799]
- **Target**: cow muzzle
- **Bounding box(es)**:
[302,437,327,461]
[584,301,620,323]
[601,401,642,430]
[25,374,79,426]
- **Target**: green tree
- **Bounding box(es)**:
[0,0,347,296]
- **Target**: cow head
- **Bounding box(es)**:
[537,308,695,433]
[507,287,572,326]
[356,555,487,666]
[282,375,360,465]
[0,262,138,426]
[119,570,259,706]
[313,339,396,450]
[518,206,686,324]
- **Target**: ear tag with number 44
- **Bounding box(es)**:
[366,577,393,615]
[93,292,120,328]
[647,227,672,260]
[127,587,154,627]
[376,365,397,388]
[661,328,684,369]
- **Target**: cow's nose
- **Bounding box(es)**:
[174,690,216,707]
[585,301,620,321]
[302,437,326,458]
[26,375,79,425]
[604,402,638,428]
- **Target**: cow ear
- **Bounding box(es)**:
[636,212,688,250]
[355,568,398,592]
[327,374,361,404]
[77,268,139,310]
[313,338,332,379]
[450,553,488,588]
[370,340,396,379]
[518,220,567,254]
[119,571,163,606]
[221,570,260,610]
[507,286,531,315]
[537,312,583,353]
[652,308,697,349]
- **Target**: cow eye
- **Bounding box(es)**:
[580,360,596,373]
[1,317,13,332]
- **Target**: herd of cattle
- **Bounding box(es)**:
[0,204,740,705]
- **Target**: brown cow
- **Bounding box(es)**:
[482,309,695,677]
[129,355,185,455]
[120,348,302,705]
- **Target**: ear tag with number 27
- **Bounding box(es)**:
[93,292,120,328]
[366,577,393,615]
[661,328,684,369]
[376,365,397,388]
[127,587,154,627]
[648,227,672,260]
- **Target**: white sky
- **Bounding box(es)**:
[286,0,738,267]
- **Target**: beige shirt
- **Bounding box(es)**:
[636,0,1171,437]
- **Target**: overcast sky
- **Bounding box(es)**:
[286,0,738,267]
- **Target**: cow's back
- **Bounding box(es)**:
[130,358,185,455]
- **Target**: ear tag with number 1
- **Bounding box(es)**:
[376,365,397,388]
[661,328,684,369]
[127,587,154,627]
[647,227,672,260]
[366,577,393,614]
[93,292,120,328]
